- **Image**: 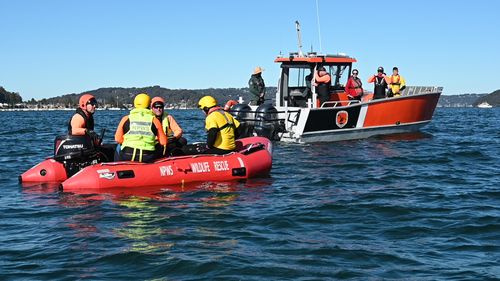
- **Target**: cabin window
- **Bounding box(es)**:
[286,67,313,101]
[327,65,350,90]
[288,67,313,89]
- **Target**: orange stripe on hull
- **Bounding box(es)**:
[363,93,440,127]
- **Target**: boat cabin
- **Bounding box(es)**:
[275,53,357,108]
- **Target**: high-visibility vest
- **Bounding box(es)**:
[122,108,156,151]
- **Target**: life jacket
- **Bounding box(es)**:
[390,75,403,94]
[68,108,94,134]
[375,76,387,86]
[391,75,401,85]
[373,75,387,98]
[350,77,363,96]
[315,74,331,98]
[160,112,173,137]
[122,108,156,151]
[206,108,238,150]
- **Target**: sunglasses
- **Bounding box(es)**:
[353,72,358,75]
[87,99,97,106]
[153,104,164,109]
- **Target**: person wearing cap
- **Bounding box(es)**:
[68,94,98,136]
[387,67,406,97]
[198,95,241,155]
[368,67,389,100]
[248,66,266,105]
[313,66,332,106]
[345,69,364,101]
[150,96,187,156]
[115,93,167,162]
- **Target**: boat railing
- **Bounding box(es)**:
[233,109,301,123]
[401,86,443,96]
[320,100,361,108]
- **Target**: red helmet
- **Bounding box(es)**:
[79,94,96,110]
[150,96,166,108]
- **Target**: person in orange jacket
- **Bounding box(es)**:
[115,93,167,162]
[313,66,331,106]
[345,69,364,101]
[150,96,187,156]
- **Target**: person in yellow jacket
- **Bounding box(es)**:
[115,93,167,162]
[150,96,187,156]
[198,95,241,155]
[387,67,406,97]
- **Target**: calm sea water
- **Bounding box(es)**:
[1,108,499,280]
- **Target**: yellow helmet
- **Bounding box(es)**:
[134,93,151,109]
[198,95,217,110]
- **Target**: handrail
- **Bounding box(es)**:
[320,100,360,108]
[401,86,443,96]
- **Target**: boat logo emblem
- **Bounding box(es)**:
[98,172,115,180]
[336,110,349,128]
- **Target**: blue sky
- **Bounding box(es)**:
[1,0,499,100]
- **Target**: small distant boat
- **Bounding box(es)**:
[477,102,493,108]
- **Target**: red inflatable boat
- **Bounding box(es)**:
[21,136,273,192]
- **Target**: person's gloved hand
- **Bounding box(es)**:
[87,130,100,145]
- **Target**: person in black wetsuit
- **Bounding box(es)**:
[368,66,388,100]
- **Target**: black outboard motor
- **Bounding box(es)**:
[229,103,254,138]
[254,104,282,141]
[53,134,103,177]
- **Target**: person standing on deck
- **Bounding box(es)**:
[387,67,406,97]
[345,69,364,101]
[248,66,266,105]
[368,67,389,100]
[313,66,332,106]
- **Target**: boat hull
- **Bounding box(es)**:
[21,137,273,191]
[277,92,440,143]
[20,159,68,184]
[59,137,272,192]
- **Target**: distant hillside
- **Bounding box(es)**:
[0,87,22,106]
[8,85,498,108]
[30,86,277,108]
[438,94,487,107]
[473,89,500,107]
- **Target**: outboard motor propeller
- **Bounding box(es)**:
[229,103,254,138]
[254,104,282,141]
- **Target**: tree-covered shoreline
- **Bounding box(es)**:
[1,85,498,108]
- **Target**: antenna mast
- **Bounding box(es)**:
[315,0,323,53]
[295,21,304,57]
